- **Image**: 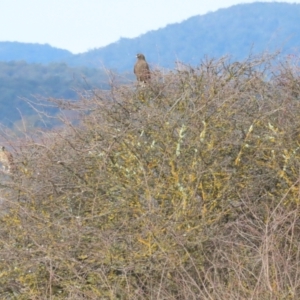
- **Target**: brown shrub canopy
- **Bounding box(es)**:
[0,53,300,299]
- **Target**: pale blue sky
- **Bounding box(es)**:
[0,0,299,53]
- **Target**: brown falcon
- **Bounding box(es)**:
[134,53,150,83]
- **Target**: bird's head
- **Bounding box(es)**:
[136,53,146,60]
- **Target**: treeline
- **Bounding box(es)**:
[0,61,110,127]
[66,2,300,71]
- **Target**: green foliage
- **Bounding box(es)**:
[0,53,300,299]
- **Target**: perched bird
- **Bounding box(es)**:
[0,146,15,174]
[134,53,151,83]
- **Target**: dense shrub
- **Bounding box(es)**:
[0,53,300,299]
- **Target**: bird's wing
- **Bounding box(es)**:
[144,62,150,71]
[134,63,137,75]
[138,61,149,71]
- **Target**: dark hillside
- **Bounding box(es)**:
[0,61,109,127]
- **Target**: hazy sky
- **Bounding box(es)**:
[0,0,299,54]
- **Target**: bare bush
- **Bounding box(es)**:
[0,53,300,299]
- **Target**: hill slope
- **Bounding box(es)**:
[67,2,300,71]
[0,41,72,63]
[0,61,109,127]
[0,3,300,71]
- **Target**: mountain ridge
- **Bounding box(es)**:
[63,2,300,70]
[0,2,300,71]
[0,41,72,63]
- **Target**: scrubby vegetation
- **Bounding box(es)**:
[0,53,300,299]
